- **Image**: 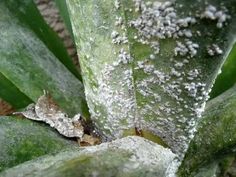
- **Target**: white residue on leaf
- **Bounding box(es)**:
[111,30,128,44]
[77,0,226,159]
[115,16,123,26]
[130,0,197,57]
[85,58,136,139]
[118,48,133,64]
[174,40,199,57]
[201,5,230,28]
[187,69,200,81]
[207,44,223,56]
[126,0,217,156]
[114,0,121,10]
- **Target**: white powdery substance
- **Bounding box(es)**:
[114,0,121,10]
[85,59,136,139]
[111,30,128,44]
[128,0,213,156]
[124,0,230,156]
[89,0,215,156]
[207,44,223,56]
[130,0,198,55]
[81,0,226,159]
[84,1,138,140]
[175,40,199,57]
[201,5,230,28]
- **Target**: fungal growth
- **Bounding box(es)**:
[67,0,233,158]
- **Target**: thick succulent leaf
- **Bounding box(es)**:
[178,85,236,176]
[193,162,220,177]
[54,0,75,43]
[0,136,176,177]
[218,156,235,177]
[0,116,78,172]
[224,157,236,177]
[3,0,81,80]
[0,1,89,117]
[0,73,32,109]
[66,0,236,155]
[178,156,235,177]
[210,43,236,98]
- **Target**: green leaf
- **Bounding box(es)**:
[66,0,236,155]
[0,1,89,117]
[0,136,176,177]
[193,162,220,177]
[218,156,235,177]
[178,85,236,176]
[0,116,78,172]
[3,0,81,80]
[210,43,236,99]
[178,156,235,177]
[54,0,75,43]
[0,73,32,109]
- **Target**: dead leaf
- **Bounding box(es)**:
[15,91,84,139]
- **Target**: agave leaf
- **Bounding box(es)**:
[0,1,89,117]
[224,156,236,177]
[0,116,78,172]
[193,162,220,177]
[0,73,32,109]
[218,156,235,177]
[3,0,81,80]
[210,43,236,98]
[0,136,176,177]
[54,0,75,43]
[66,0,236,155]
[178,156,235,177]
[178,85,236,176]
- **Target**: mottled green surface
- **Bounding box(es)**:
[36,151,133,177]
[180,156,235,177]
[0,1,89,117]
[194,162,220,177]
[218,156,235,177]
[66,0,236,155]
[0,116,78,172]
[178,85,236,176]
[0,136,175,177]
[0,151,135,177]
